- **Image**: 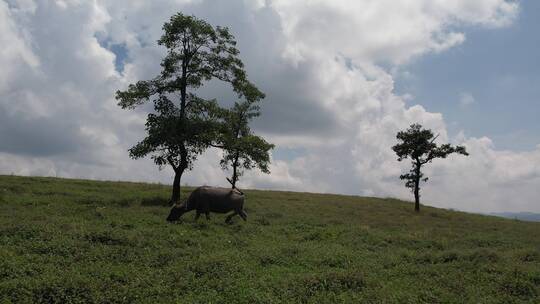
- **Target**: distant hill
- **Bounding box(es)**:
[491,212,540,222]
[0,175,539,303]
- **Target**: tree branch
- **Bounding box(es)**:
[167,156,178,171]
[209,143,225,149]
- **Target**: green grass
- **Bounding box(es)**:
[0,175,539,303]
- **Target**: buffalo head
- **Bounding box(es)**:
[166,203,186,222]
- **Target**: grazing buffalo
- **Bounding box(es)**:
[166,186,247,223]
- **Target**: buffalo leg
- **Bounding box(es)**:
[239,209,248,221]
[195,211,201,221]
[226,211,238,223]
[205,212,211,221]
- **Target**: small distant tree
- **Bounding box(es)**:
[116,13,259,204]
[217,87,274,190]
[392,123,469,212]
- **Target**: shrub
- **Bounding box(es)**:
[300,271,366,295]
[500,270,537,299]
[140,196,170,207]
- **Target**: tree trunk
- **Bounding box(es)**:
[170,169,183,204]
[414,161,421,212]
[231,152,239,189]
[230,169,237,189]
[414,183,420,212]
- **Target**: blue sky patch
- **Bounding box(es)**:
[394,1,540,151]
[95,34,129,74]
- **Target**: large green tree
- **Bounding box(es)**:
[392,124,469,212]
[217,92,274,190]
[116,13,261,204]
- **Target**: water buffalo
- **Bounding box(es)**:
[166,186,247,223]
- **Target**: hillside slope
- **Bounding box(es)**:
[0,175,539,303]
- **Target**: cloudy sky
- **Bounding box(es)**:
[1,0,539,213]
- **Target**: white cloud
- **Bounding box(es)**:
[459,92,476,107]
[1,0,537,214]
[271,0,518,65]
[0,1,39,91]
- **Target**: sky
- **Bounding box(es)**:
[394,0,540,151]
[1,0,539,213]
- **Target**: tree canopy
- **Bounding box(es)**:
[392,123,469,212]
[218,98,274,189]
[115,13,266,203]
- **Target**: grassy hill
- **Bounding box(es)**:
[0,175,539,303]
